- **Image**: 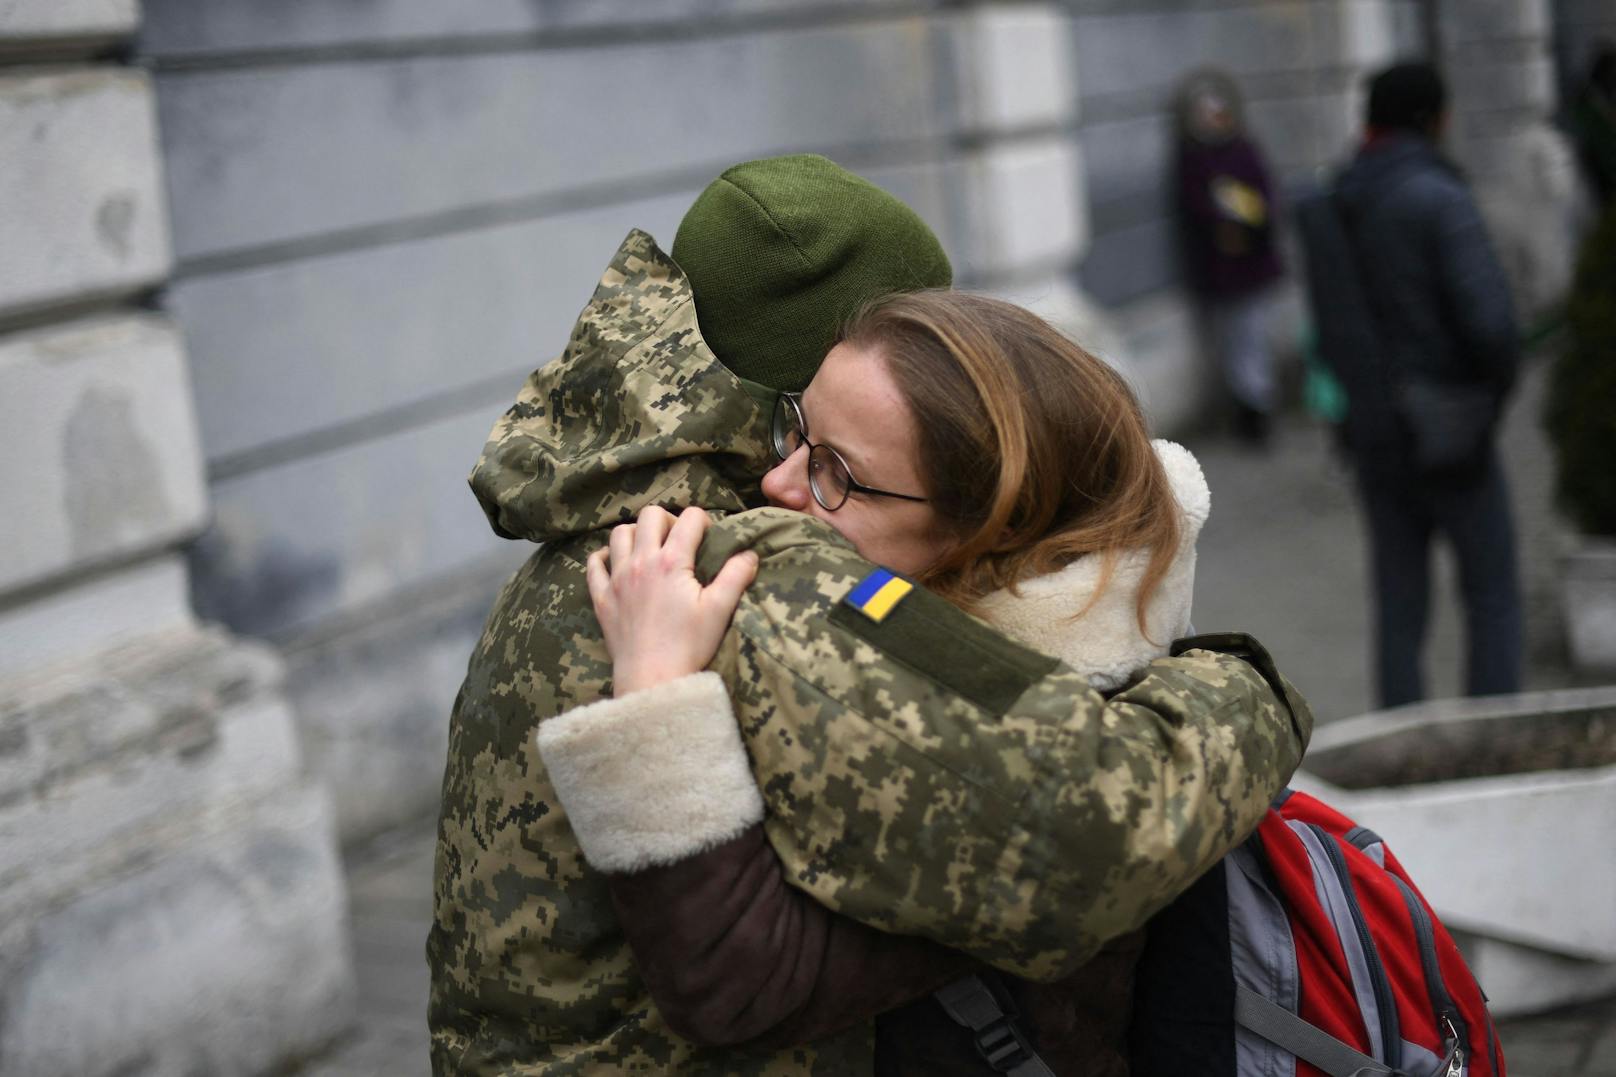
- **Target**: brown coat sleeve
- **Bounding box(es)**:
[606,822,973,1048]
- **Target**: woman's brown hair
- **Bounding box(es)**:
[839,290,1181,632]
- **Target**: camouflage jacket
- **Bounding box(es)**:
[428,230,1314,1075]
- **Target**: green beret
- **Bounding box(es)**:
[671,154,953,392]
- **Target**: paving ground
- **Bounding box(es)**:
[298,824,435,1077]
[307,356,1615,1074]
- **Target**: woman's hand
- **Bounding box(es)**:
[586,505,760,697]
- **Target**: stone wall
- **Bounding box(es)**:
[0,3,354,1074]
[138,0,1109,845]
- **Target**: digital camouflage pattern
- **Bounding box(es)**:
[429,230,1314,1074]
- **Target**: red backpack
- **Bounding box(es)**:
[1131,788,1504,1077]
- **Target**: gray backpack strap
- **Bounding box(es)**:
[1234,984,1404,1077]
[933,974,1057,1077]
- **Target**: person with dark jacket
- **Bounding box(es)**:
[1296,62,1522,707]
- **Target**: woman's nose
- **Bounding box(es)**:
[761,446,812,510]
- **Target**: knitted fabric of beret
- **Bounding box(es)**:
[671,154,953,392]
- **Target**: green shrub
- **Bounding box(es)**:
[1545,205,1616,536]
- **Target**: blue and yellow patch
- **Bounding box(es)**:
[842,568,914,623]
[828,566,1061,715]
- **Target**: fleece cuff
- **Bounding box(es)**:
[535,672,764,874]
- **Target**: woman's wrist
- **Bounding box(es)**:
[612,661,703,698]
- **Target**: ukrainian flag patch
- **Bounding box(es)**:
[843,568,914,623]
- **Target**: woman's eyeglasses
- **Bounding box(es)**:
[771,392,929,512]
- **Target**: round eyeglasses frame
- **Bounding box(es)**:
[771,392,930,512]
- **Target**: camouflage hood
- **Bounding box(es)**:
[470,229,773,544]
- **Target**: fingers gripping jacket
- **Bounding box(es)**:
[535,672,764,874]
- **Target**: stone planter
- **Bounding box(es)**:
[1293,686,1616,1018]
[1563,539,1616,673]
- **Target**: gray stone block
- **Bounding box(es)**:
[1308,0,1424,69]
[1380,0,1427,58]
[1437,0,1550,46]
[0,0,137,47]
[0,554,194,681]
[284,561,511,844]
[172,190,695,464]
[1080,214,1177,306]
[958,138,1088,281]
[0,783,355,1077]
[1454,52,1557,118]
[1468,123,1584,319]
[1073,4,1314,107]
[0,629,298,920]
[0,625,356,1076]
[949,4,1077,134]
[140,0,908,57]
[0,71,170,318]
[171,154,958,466]
[0,314,207,595]
[189,404,529,638]
[153,20,951,260]
[1080,113,1171,218]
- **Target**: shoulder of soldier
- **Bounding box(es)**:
[698,508,1066,718]
[696,507,857,570]
[1117,631,1315,744]
[476,539,601,646]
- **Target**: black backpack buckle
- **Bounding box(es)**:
[933,973,1055,1076]
[974,1015,1035,1071]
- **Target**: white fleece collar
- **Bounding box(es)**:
[973,440,1209,691]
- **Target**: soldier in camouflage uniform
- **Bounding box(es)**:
[429,157,1313,1075]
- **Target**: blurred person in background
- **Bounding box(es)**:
[1571,43,1616,205]
[1296,61,1522,708]
[1174,69,1285,446]
[429,155,1310,1074]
